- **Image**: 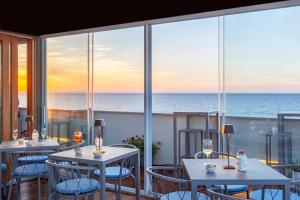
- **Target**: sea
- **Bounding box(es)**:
[19,93,300,118]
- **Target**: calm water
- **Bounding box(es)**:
[20,93,300,118]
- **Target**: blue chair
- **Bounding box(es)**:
[1,163,6,171]
[17,140,84,165]
[207,188,248,200]
[251,189,300,200]
[146,166,208,200]
[7,150,51,200]
[194,151,249,198]
[94,144,136,200]
[250,164,300,200]
[46,160,100,199]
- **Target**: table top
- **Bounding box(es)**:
[183,159,290,185]
[49,145,139,165]
[0,139,60,152]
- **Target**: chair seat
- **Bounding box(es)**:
[218,185,248,193]
[95,166,131,179]
[18,155,48,163]
[55,178,99,195]
[14,163,48,176]
[161,191,207,200]
[250,189,300,200]
[1,163,6,170]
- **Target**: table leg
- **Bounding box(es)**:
[0,152,2,200]
[134,152,140,200]
[191,182,197,200]
[284,182,290,200]
[99,163,106,200]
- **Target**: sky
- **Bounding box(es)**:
[45,5,300,94]
[18,44,27,93]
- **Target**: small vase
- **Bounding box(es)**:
[236,153,247,172]
[32,129,39,143]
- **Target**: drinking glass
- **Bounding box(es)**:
[13,129,18,141]
[203,139,213,158]
[41,128,47,141]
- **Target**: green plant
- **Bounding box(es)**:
[122,135,161,156]
[289,160,300,173]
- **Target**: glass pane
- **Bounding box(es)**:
[18,43,27,135]
[0,42,2,141]
[46,34,88,142]
[93,27,144,188]
[224,6,300,164]
[152,18,219,165]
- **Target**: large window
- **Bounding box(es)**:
[152,18,220,165]
[46,34,88,142]
[93,28,144,188]
[45,5,300,169]
[223,6,300,164]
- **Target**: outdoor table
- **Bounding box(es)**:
[0,139,60,200]
[48,145,140,200]
[183,158,291,200]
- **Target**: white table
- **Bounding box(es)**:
[183,159,291,200]
[0,139,60,200]
[48,145,140,200]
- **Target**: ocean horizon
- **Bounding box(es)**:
[19,93,300,118]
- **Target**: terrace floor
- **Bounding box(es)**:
[7,169,250,200]
[14,179,150,200]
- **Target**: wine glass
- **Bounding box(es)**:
[13,129,18,142]
[41,128,47,141]
[203,139,213,158]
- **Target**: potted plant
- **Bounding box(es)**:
[289,160,300,180]
[122,135,161,167]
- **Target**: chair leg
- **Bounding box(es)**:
[8,178,13,200]
[38,176,41,200]
[118,178,122,200]
[246,189,249,199]
[17,178,21,200]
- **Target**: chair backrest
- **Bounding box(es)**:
[146,166,194,200]
[108,144,137,171]
[108,144,137,149]
[194,151,237,159]
[45,159,99,196]
[207,189,248,200]
[59,140,85,151]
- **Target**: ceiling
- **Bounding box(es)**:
[0,0,287,36]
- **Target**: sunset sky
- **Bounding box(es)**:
[18,44,27,93]
[46,6,300,94]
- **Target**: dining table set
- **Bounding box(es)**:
[0,138,140,200]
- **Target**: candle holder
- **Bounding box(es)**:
[94,119,105,151]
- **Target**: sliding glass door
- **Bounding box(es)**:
[152,18,220,165]
[46,34,89,142]
[92,27,144,188]
[223,6,300,164]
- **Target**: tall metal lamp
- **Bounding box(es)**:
[222,124,235,169]
[94,119,105,150]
